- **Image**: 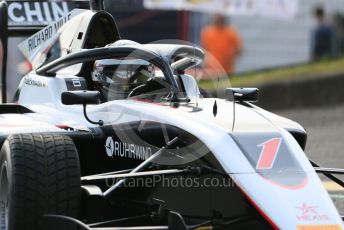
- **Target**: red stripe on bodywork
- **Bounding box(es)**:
[260,174,308,190]
[236,183,280,230]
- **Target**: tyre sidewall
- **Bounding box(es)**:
[0,140,14,230]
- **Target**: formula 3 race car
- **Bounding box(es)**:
[0,6,344,230]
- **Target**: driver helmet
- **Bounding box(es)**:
[92,40,154,101]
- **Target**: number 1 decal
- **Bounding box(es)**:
[256,138,282,170]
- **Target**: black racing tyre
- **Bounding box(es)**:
[0,134,81,230]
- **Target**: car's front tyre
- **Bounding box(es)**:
[0,134,81,230]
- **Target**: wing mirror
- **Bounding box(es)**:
[61,91,103,126]
[225,88,259,103]
[61,90,100,105]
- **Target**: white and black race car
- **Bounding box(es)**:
[0,5,343,230]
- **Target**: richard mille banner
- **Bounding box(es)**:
[144,0,299,20]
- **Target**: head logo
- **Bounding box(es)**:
[295,203,329,222]
[105,136,114,157]
[296,203,318,215]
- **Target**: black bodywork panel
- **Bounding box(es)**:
[0,104,33,114]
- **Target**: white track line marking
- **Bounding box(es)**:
[323,181,344,192]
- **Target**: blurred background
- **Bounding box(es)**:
[1,0,344,212]
[111,0,344,72]
[3,0,344,91]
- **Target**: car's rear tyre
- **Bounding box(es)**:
[0,134,81,230]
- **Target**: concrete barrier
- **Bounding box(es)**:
[207,72,344,110]
[254,73,344,110]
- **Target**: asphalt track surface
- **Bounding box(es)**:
[277,104,344,215]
